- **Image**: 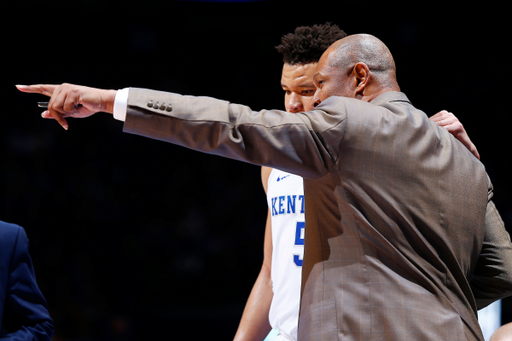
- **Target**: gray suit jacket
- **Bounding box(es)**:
[122,89,512,341]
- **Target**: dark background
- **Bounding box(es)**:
[3,0,511,339]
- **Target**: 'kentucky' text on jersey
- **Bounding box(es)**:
[270,195,305,216]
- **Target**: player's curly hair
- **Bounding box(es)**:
[276,22,347,65]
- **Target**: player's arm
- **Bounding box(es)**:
[233,167,274,341]
[429,110,480,160]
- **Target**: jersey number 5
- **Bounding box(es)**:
[294,221,305,266]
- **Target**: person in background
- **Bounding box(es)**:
[0,220,54,340]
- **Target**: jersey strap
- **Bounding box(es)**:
[263,328,280,341]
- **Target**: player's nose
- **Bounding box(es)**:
[286,93,304,113]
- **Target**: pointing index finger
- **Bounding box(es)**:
[16,84,58,97]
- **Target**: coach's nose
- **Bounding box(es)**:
[312,96,322,108]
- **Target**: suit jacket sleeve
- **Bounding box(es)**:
[471,176,512,310]
[0,225,53,341]
[122,88,347,180]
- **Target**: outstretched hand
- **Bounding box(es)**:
[16,83,117,130]
[430,110,480,160]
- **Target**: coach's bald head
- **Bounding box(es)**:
[312,34,400,106]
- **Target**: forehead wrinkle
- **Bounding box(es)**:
[282,74,315,88]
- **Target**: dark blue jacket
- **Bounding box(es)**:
[0,221,53,340]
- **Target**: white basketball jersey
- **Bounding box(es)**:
[266,168,304,341]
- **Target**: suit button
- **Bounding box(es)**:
[159,103,166,110]
[166,105,172,112]
[147,100,154,108]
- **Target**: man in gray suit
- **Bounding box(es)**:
[17,33,512,341]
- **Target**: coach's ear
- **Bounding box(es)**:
[352,62,370,97]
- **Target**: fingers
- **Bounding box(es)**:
[429,110,458,127]
[17,84,70,129]
[47,86,80,130]
[430,111,479,159]
[18,83,114,130]
[16,84,57,97]
[47,111,69,130]
[429,110,451,122]
[40,111,68,130]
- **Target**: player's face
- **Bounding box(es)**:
[281,63,318,113]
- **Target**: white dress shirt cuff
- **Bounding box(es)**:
[113,88,130,122]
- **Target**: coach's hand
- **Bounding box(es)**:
[17,83,117,130]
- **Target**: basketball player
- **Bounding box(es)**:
[233,23,480,341]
